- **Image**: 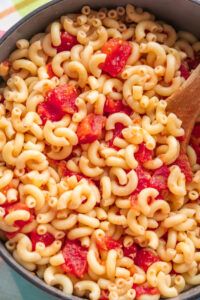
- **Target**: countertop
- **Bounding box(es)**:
[0,258,58,300]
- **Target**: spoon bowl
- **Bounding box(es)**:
[167,64,200,151]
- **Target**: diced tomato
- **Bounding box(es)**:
[134,248,160,272]
[54,31,78,53]
[101,38,132,77]
[130,166,151,206]
[174,153,193,183]
[100,290,109,300]
[95,236,121,251]
[177,134,185,142]
[77,113,106,144]
[14,217,34,229]
[179,62,190,79]
[180,54,200,79]
[62,239,88,278]
[58,160,85,181]
[132,165,151,195]
[108,123,125,148]
[133,283,159,298]
[37,84,79,124]
[123,243,138,260]
[5,202,29,214]
[46,63,56,78]
[135,166,151,192]
[48,84,78,115]
[135,143,153,163]
[104,97,132,116]
[170,269,178,275]
[130,165,169,205]
[150,165,170,192]
[37,100,62,124]
[29,231,55,250]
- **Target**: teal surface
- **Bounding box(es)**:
[0,258,59,300]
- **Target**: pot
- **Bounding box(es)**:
[0,0,200,299]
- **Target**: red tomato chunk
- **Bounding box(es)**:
[135,143,153,163]
[174,153,193,183]
[99,290,109,300]
[95,236,121,251]
[29,231,55,251]
[5,202,27,211]
[58,160,85,181]
[179,63,190,80]
[133,283,159,298]
[108,123,125,149]
[37,84,79,123]
[179,54,200,79]
[46,63,56,78]
[150,165,170,192]
[77,113,106,144]
[123,243,138,260]
[131,165,170,206]
[177,134,185,142]
[54,31,78,52]
[134,248,159,272]
[134,166,151,191]
[104,97,132,115]
[101,38,132,77]
[62,239,88,278]
[130,166,151,205]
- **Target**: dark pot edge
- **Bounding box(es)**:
[0,241,83,300]
[0,0,200,46]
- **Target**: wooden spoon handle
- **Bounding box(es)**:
[167,64,200,150]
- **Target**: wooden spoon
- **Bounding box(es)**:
[167,64,200,152]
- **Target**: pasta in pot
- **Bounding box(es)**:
[0,3,200,300]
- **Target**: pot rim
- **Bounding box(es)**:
[0,0,200,45]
